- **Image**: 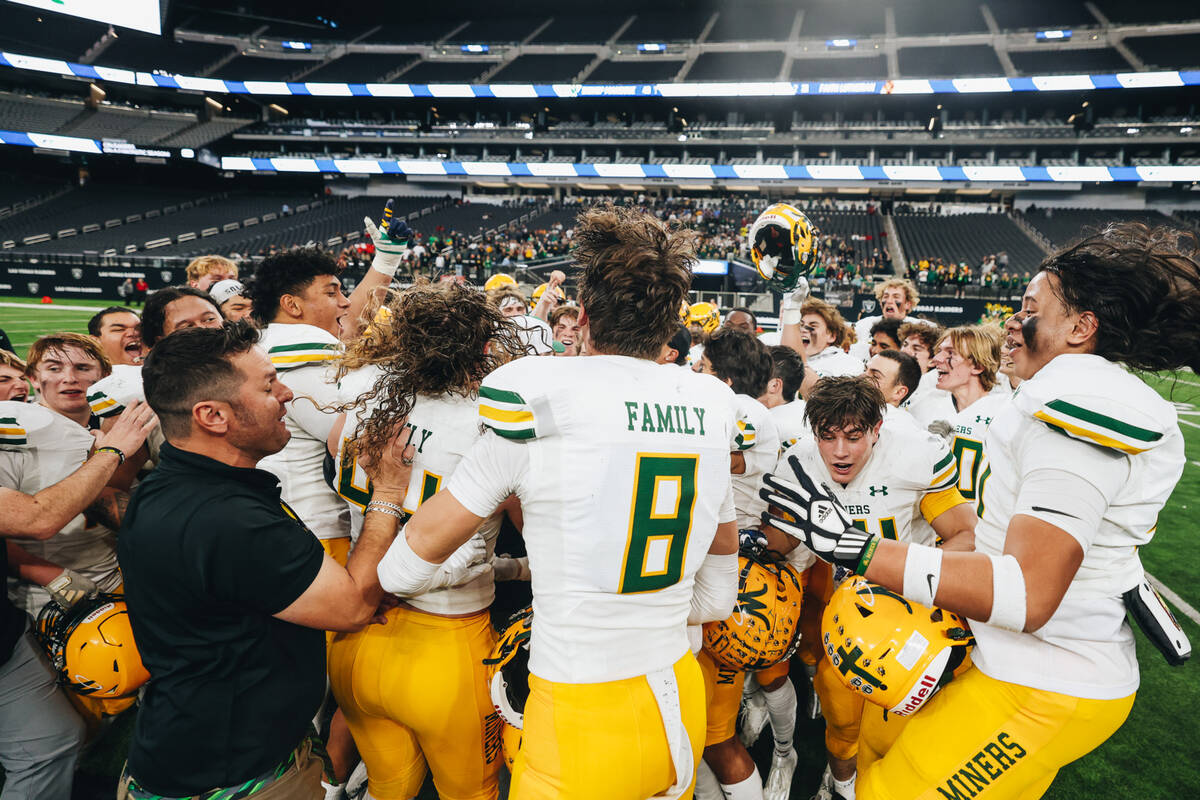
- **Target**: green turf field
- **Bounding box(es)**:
[2,296,1198,799]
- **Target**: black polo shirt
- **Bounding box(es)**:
[118,443,325,796]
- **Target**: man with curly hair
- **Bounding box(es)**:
[373,205,743,800]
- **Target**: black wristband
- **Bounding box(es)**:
[95,446,126,465]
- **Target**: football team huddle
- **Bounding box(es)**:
[0,198,1196,800]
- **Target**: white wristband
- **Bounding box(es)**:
[780,306,803,326]
[376,530,440,597]
[986,553,1028,632]
[902,543,943,608]
[370,254,401,279]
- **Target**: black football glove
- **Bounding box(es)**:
[759,455,877,573]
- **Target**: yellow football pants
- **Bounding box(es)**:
[815,653,865,761]
[857,666,1135,800]
[511,652,705,800]
[697,649,745,747]
[319,536,351,566]
[327,606,500,800]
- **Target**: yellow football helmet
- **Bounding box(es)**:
[531,282,565,305]
[688,301,720,335]
[485,273,518,293]
[822,575,973,716]
[702,551,804,671]
[679,298,691,322]
[35,594,149,699]
[500,720,523,771]
[484,605,532,730]
[749,203,820,293]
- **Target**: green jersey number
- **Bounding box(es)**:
[852,516,898,540]
[338,438,441,512]
[619,454,698,594]
[952,437,985,500]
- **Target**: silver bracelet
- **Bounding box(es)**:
[368,499,406,513]
[365,502,409,523]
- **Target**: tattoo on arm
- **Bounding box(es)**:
[86,489,130,531]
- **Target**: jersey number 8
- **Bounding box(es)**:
[619,454,698,594]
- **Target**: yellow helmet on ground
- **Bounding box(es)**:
[35,594,149,699]
[485,273,518,293]
[822,575,973,716]
[702,551,804,671]
[688,302,720,335]
[749,203,821,293]
[531,282,565,304]
[484,606,532,730]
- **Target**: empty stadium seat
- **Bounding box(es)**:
[894,212,1046,273]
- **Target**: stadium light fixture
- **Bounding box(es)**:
[638,44,668,52]
[461,45,490,54]
[1036,30,1072,41]
[827,39,857,49]
[282,41,312,50]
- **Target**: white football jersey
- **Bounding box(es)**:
[446,355,739,684]
[969,354,1185,699]
[336,392,502,616]
[86,364,165,459]
[905,369,955,428]
[848,314,924,363]
[257,323,350,541]
[807,346,864,378]
[946,393,1009,513]
[732,395,780,531]
[0,402,120,613]
[770,398,810,451]
[779,419,960,549]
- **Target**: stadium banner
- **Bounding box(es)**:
[0,262,186,301]
[0,49,1196,98]
[821,292,1018,326]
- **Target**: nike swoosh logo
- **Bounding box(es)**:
[926,572,937,598]
[1030,505,1081,519]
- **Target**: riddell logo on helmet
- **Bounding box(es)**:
[892,672,939,716]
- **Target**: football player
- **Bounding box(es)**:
[929,325,1008,516]
[326,283,527,800]
[209,279,254,322]
[2,335,134,615]
[764,345,808,449]
[848,279,922,363]
[372,205,742,800]
[897,321,953,428]
[693,328,780,800]
[549,305,582,357]
[760,376,975,800]
[87,307,144,366]
[762,222,1196,800]
[184,254,239,292]
[790,299,863,379]
[0,351,29,402]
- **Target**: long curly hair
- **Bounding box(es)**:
[337,281,526,460]
[1039,222,1200,373]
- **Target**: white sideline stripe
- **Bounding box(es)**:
[0,301,100,312]
[1147,573,1200,628]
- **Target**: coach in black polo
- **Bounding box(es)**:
[117,322,412,799]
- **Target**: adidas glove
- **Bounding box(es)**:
[46,569,98,610]
[927,419,954,444]
[364,199,413,279]
[738,528,769,556]
[759,455,878,574]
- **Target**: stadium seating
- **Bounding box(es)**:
[618,12,708,43]
[1097,0,1200,25]
[393,61,489,83]
[530,15,625,44]
[803,210,887,264]
[490,54,595,83]
[416,203,535,240]
[1021,207,1174,248]
[801,4,885,37]
[893,212,1047,273]
[986,0,1094,31]
[59,106,195,143]
[157,118,255,149]
[1009,48,1132,75]
[898,46,1004,78]
[707,5,798,41]
[894,0,986,35]
[0,92,89,134]
[301,53,412,83]
[588,59,687,82]
[686,52,784,82]
[1124,34,1200,71]
[211,55,321,81]
[0,5,107,62]
[359,22,460,44]
[446,18,547,44]
[101,32,233,74]
[790,56,888,81]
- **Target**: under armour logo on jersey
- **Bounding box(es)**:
[975,416,992,425]
[869,485,889,496]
